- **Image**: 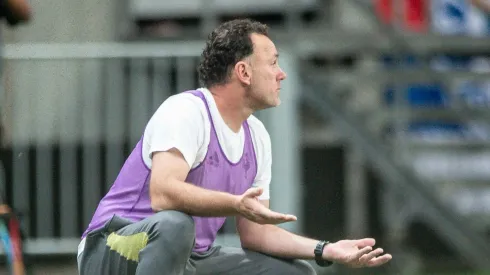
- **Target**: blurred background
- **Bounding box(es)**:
[1,0,490,274]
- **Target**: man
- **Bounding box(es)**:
[0,2,31,273]
[0,0,31,147]
[78,19,392,275]
[0,0,31,207]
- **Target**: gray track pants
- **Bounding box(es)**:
[77,211,316,275]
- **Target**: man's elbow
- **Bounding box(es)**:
[239,233,258,250]
[238,225,265,251]
[150,195,169,212]
[241,232,270,253]
[150,193,178,212]
[149,180,175,212]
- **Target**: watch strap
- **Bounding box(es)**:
[314,240,333,267]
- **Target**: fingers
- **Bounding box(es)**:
[262,211,297,223]
[256,208,297,224]
[240,191,297,224]
[359,248,384,264]
[244,187,263,198]
[271,214,297,223]
[367,254,393,267]
[278,215,297,223]
[349,246,392,268]
[352,246,373,260]
[355,238,376,248]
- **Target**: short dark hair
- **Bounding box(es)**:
[198,19,269,88]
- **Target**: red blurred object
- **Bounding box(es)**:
[374,0,428,32]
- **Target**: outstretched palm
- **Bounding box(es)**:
[237,188,297,224]
[325,238,392,268]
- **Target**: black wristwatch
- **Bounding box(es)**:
[314,240,333,267]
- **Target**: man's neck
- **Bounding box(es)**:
[208,85,253,133]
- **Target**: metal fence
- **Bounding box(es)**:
[0,42,302,255]
[0,42,216,254]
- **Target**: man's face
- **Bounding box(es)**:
[247,33,287,110]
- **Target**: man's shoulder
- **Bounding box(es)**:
[149,91,207,125]
[165,90,204,105]
[157,91,205,113]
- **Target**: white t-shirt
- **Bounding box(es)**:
[141,88,272,200]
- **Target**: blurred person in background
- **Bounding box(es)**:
[0,0,31,79]
[0,0,31,143]
[78,19,392,275]
[374,0,429,32]
[0,2,31,274]
[0,0,31,198]
[431,0,490,139]
[470,0,490,13]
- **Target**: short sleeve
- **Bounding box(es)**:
[143,94,205,169]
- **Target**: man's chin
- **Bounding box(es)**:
[254,97,281,111]
[264,99,280,109]
[274,98,281,107]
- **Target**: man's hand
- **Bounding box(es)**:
[323,238,392,268]
[235,187,297,225]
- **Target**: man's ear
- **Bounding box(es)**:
[233,61,252,86]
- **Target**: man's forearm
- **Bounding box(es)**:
[150,177,240,217]
[241,224,322,260]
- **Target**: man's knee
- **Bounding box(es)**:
[149,210,195,239]
[138,210,196,260]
